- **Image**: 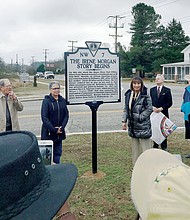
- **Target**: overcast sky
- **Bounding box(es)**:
[0,0,190,65]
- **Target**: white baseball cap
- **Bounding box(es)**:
[131,149,190,220]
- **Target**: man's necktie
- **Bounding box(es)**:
[5,96,12,131]
[157,86,160,98]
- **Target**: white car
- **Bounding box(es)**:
[44,71,54,79]
[36,72,44,78]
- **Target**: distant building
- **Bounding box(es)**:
[161,45,190,82]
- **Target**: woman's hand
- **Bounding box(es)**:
[56,126,63,134]
[122,122,127,130]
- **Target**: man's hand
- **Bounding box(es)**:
[8,91,17,101]
[153,107,163,113]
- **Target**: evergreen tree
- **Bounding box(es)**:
[0,58,6,74]
[129,3,161,74]
[118,3,190,77]
[165,19,189,48]
[36,64,45,73]
[154,19,190,64]
[118,43,131,77]
[130,3,161,48]
[164,19,190,62]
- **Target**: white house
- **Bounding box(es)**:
[161,45,190,82]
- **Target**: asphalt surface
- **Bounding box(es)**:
[17,80,186,137]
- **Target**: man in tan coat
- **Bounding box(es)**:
[0,78,23,131]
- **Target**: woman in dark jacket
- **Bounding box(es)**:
[41,81,69,164]
[181,75,190,140]
[181,75,190,158]
[122,76,152,165]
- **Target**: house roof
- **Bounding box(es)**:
[181,44,190,53]
[161,44,190,67]
[161,61,190,67]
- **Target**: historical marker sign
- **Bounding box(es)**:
[65,41,121,173]
[65,41,121,105]
[19,72,30,82]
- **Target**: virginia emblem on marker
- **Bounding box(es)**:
[85,41,101,57]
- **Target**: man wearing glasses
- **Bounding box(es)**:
[0,78,23,131]
[41,81,69,164]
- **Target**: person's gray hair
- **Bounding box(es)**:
[49,81,60,90]
[0,78,10,87]
[156,74,165,81]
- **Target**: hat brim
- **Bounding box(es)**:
[14,163,78,220]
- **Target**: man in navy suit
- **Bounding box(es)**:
[150,74,173,150]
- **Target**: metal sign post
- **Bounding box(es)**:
[85,101,103,173]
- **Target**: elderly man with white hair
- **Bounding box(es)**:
[0,78,23,131]
[150,74,173,151]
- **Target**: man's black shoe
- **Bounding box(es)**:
[185,154,190,158]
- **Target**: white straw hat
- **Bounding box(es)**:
[131,149,190,220]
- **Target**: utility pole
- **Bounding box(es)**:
[43,49,49,68]
[108,15,125,53]
[11,59,13,71]
[31,56,35,64]
[21,58,24,73]
[31,56,35,73]
[16,54,19,73]
[68,40,78,52]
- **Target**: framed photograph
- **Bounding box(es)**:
[38,140,53,165]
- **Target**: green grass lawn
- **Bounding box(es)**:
[61,131,190,220]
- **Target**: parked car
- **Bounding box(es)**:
[44,71,54,79]
[36,72,44,78]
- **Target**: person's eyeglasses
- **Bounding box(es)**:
[4,84,12,88]
[51,88,60,90]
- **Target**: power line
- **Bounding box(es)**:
[70,20,108,41]
[49,19,110,54]
[48,1,181,55]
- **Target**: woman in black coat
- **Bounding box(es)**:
[41,81,69,164]
[122,76,152,165]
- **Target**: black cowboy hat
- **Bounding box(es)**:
[0,131,78,220]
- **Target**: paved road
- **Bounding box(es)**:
[18,80,186,137]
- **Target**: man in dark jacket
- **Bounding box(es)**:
[150,74,173,150]
[41,81,69,164]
